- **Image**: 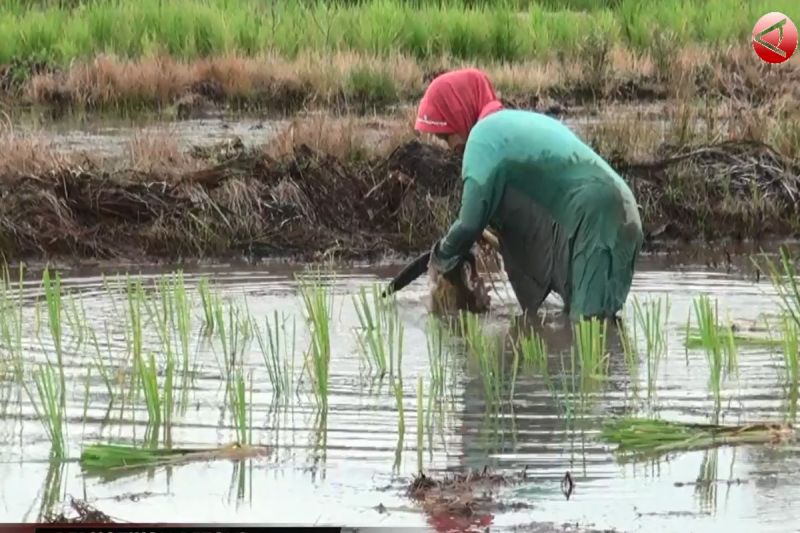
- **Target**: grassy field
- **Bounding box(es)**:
[0,0,794,65]
[1,1,796,114]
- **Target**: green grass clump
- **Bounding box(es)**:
[345,66,398,110]
[602,417,795,461]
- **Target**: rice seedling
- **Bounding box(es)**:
[0,264,25,380]
[754,247,800,330]
[394,373,405,438]
[695,448,720,511]
[136,350,169,445]
[616,314,641,400]
[688,295,738,406]
[143,276,181,415]
[513,327,549,380]
[169,271,193,407]
[352,283,404,379]
[628,295,670,401]
[459,312,506,410]
[573,316,610,380]
[228,368,253,446]
[297,272,334,411]
[601,417,794,462]
[41,268,66,412]
[198,277,219,334]
[124,276,145,406]
[424,316,450,427]
[213,299,254,385]
[30,362,66,459]
[253,311,297,405]
[780,314,799,392]
[417,375,424,475]
[229,458,253,506]
[37,460,65,522]
[63,291,89,352]
[631,295,670,361]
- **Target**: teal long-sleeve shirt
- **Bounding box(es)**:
[433,109,641,274]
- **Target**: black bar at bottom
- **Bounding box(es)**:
[35,527,343,533]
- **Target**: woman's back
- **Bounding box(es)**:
[464,109,636,232]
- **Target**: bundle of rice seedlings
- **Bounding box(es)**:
[601,417,795,460]
[80,442,271,471]
[685,325,781,349]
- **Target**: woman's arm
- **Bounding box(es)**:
[431,177,491,274]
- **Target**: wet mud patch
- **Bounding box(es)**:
[546,74,669,107]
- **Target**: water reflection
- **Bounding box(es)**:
[1,258,800,531]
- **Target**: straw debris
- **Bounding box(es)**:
[0,135,798,262]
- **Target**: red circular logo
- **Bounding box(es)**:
[752,12,798,64]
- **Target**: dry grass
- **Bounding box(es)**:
[265,109,416,161]
[0,129,75,179]
[26,51,424,111]
[13,44,798,114]
[125,129,202,176]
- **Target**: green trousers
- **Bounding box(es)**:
[493,185,642,320]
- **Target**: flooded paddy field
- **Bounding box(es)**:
[1,249,800,532]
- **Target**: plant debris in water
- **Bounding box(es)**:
[602,417,795,460]
[45,496,114,524]
[406,467,528,518]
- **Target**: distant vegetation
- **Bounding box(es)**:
[0,0,792,65]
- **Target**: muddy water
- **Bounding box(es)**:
[1,253,799,532]
[10,103,669,159]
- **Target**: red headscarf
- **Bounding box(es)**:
[415,68,503,139]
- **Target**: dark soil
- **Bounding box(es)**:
[1,137,798,264]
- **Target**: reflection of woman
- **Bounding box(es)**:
[415,68,643,320]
